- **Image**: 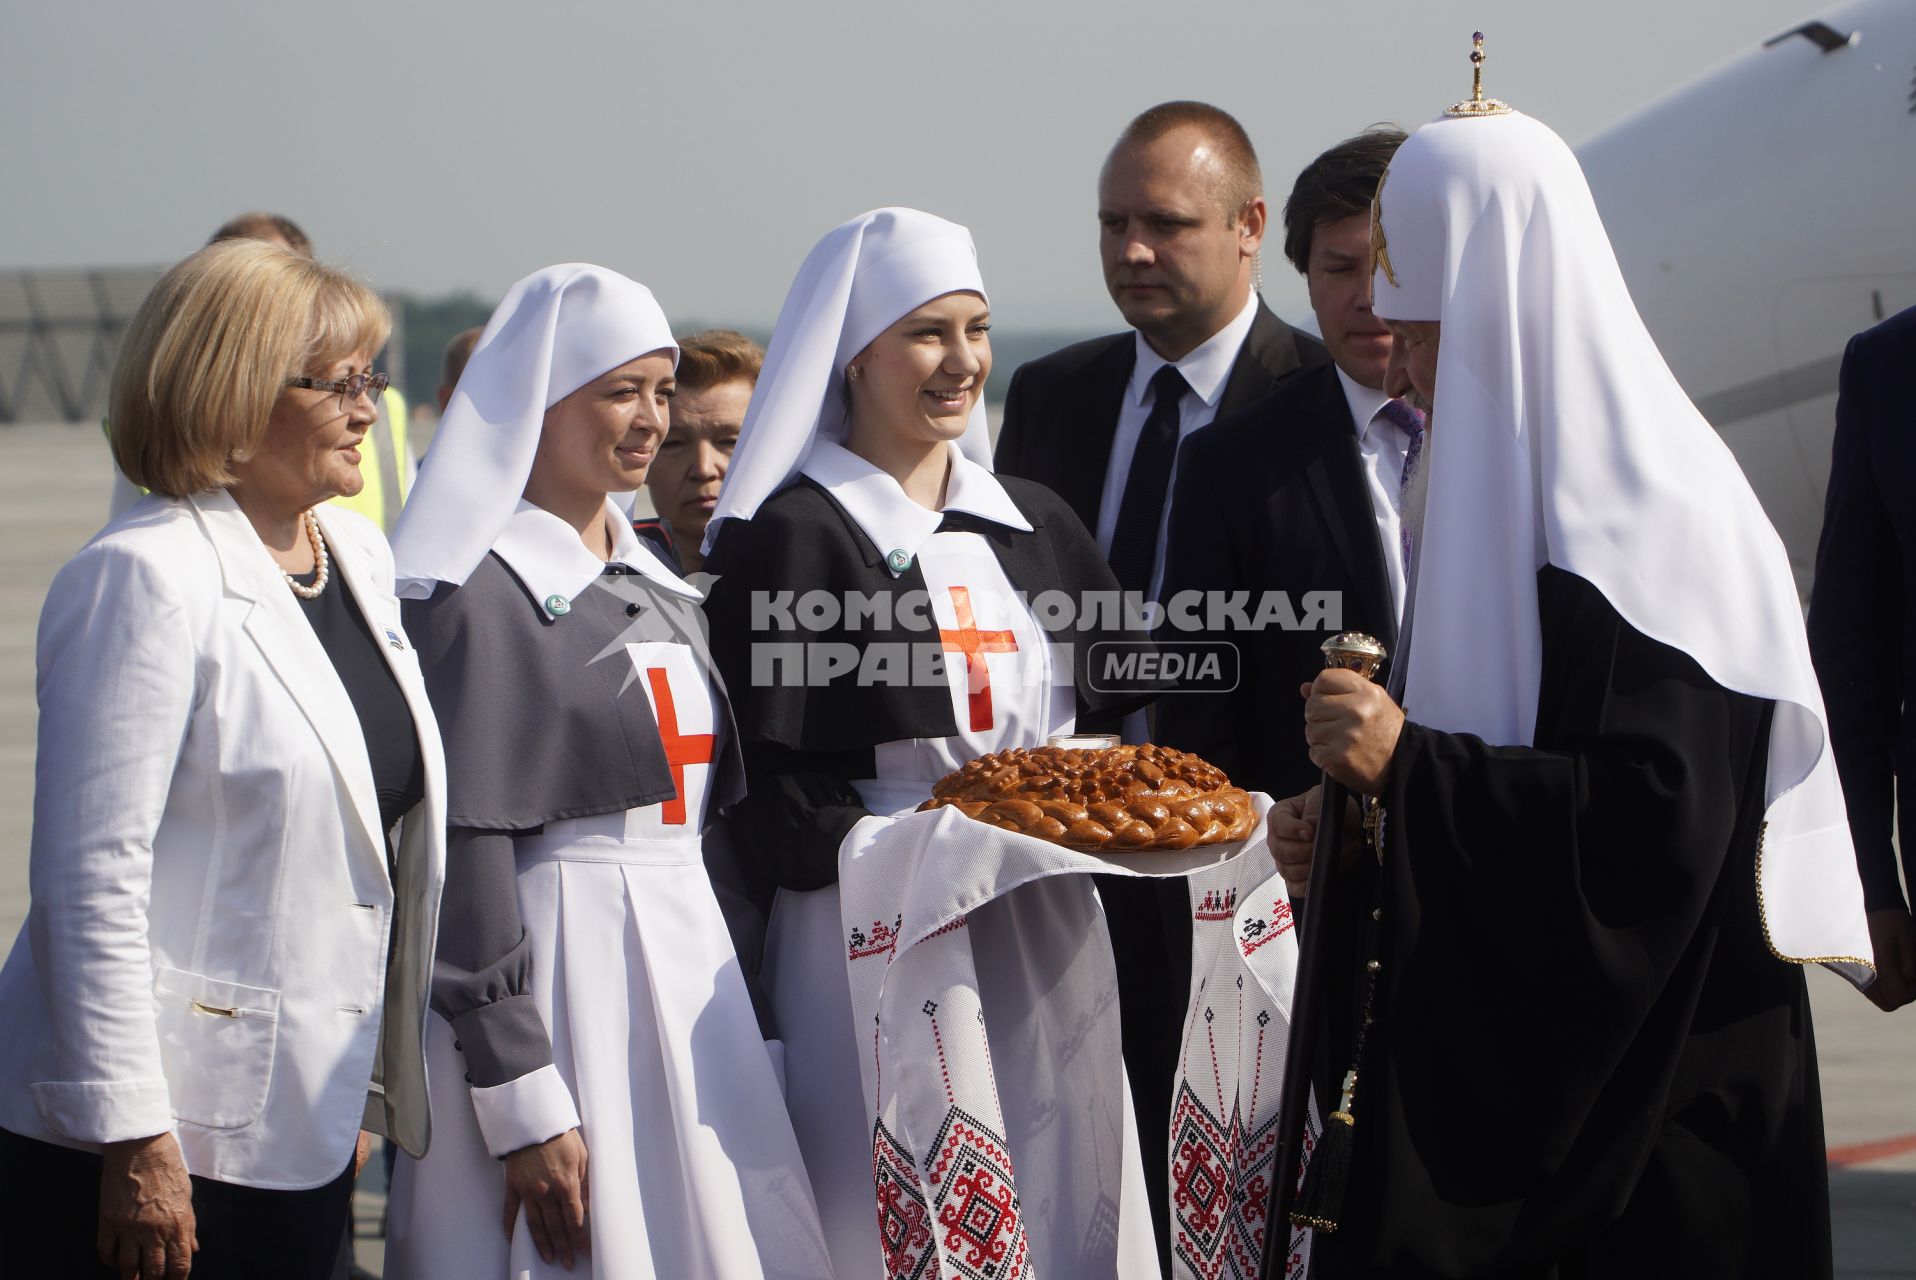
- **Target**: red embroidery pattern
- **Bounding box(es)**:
[925,1108,1029,1280]
[871,1004,1032,1280]
[849,914,904,962]
[873,1120,935,1279]
[1238,898,1295,955]
[644,666,715,826]
[1195,887,1239,921]
[1169,1079,1280,1279]
[936,586,1018,733]
[923,914,969,943]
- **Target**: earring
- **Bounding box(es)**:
[846,364,862,382]
[1254,250,1264,295]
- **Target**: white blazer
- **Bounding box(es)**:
[0,491,447,1190]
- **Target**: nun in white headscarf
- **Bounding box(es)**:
[383,264,829,1280]
[1278,92,1874,1276]
[702,209,1168,1278]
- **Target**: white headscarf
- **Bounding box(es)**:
[701,207,993,555]
[391,263,677,595]
[1372,110,1873,982]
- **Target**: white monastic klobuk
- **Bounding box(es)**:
[1370,110,1874,979]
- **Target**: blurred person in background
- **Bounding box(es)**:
[436,326,485,415]
[207,210,313,255]
[0,238,446,1280]
[107,213,415,532]
[640,328,760,572]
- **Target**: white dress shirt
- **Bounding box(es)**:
[1094,291,1261,597]
[1338,366,1417,620]
[1099,293,1259,744]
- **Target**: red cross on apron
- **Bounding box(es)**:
[936,585,1019,733]
[645,666,715,826]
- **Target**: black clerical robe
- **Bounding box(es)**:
[1312,566,1829,1280]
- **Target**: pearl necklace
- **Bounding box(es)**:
[283,510,330,600]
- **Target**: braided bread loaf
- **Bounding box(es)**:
[918,743,1255,851]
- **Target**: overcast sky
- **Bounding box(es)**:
[1,1,1828,330]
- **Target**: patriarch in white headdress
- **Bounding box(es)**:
[1270,37,1873,1275]
[1370,84,1872,975]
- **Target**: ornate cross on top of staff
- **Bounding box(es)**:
[1447,31,1513,117]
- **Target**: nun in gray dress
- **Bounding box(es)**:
[382,264,829,1280]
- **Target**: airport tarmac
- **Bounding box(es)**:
[1,421,1910,1275]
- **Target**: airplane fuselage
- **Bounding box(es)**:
[1578,0,1916,589]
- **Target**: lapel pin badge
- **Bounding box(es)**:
[886,548,913,575]
[383,628,406,651]
[545,594,571,617]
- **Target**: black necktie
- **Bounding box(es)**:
[1108,365,1191,596]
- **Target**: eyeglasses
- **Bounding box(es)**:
[284,371,390,411]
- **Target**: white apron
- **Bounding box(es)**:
[389,641,831,1280]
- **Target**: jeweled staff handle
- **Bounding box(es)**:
[1260,632,1386,1277]
[1321,632,1387,681]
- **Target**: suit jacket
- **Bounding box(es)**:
[1808,305,1916,912]
[1156,360,1399,803]
[993,298,1331,534]
[0,491,447,1189]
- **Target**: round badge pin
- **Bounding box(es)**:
[886,548,912,574]
[545,594,571,616]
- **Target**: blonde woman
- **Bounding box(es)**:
[0,239,446,1280]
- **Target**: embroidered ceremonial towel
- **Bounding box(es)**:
[836,795,1300,1279]
[1171,855,1314,1280]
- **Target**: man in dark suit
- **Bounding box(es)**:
[993,101,1329,1264]
[995,101,1329,597]
[1808,304,1916,1013]
[1157,127,1411,806]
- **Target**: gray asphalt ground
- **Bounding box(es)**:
[2,421,1910,1276]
